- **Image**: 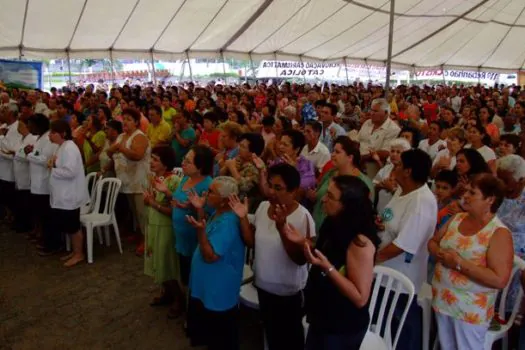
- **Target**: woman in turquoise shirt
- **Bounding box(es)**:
[169,145,214,296]
[185,176,245,350]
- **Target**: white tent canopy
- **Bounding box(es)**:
[1,0,524,72]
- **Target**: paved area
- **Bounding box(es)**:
[0,223,263,350]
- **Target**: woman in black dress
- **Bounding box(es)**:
[301,175,380,350]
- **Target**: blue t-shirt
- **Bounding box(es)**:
[189,211,245,311]
[172,127,196,166]
[172,175,213,257]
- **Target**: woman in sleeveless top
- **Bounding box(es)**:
[303,175,380,350]
[428,174,514,350]
[108,107,151,256]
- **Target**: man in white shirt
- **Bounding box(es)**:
[319,103,346,151]
[358,98,401,178]
[0,103,22,220]
[27,91,50,117]
[376,149,437,350]
[448,89,462,114]
[301,121,330,172]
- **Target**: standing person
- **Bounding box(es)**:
[169,145,214,312]
[358,98,401,178]
[230,163,316,350]
[81,114,106,174]
[109,108,151,256]
[198,112,221,154]
[465,122,497,172]
[0,103,21,221]
[373,138,411,213]
[47,120,89,267]
[161,95,177,123]
[185,177,245,350]
[319,103,346,152]
[375,149,438,350]
[12,119,37,234]
[99,120,122,178]
[300,121,331,173]
[310,136,374,233]
[171,110,196,167]
[418,121,446,162]
[27,114,57,247]
[143,147,182,314]
[428,174,513,350]
[214,122,242,176]
[147,105,172,148]
[431,127,467,178]
[303,175,380,350]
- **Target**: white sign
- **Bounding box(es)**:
[256,61,341,78]
[414,70,500,84]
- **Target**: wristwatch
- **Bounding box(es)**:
[322,266,335,277]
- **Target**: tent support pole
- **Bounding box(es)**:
[478,67,481,85]
[221,52,227,83]
[186,51,193,82]
[385,0,395,96]
[365,59,371,82]
[274,52,278,79]
[249,53,256,81]
[344,57,350,85]
[67,51,72,86]
[110,50,115,85]
[150,50,156,85]
[299,56,306,84]
[180,59,186,81]
[441,65,446,86]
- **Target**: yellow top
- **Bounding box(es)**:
[147,119,172,147]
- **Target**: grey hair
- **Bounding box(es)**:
[213,176,239,197]
[389,137,411,151]
[497,155,525,181]
[371,98,390,114]
[6,102,19,115]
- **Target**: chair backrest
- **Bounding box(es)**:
[86,172,100,203]
[173,167,183,178]
[495,256,525,326]
[368,265,416,350]
[91,178,122,216]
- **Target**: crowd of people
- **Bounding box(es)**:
[1,80,525,350]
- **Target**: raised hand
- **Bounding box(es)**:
[271,204,287,229]
[282,223,305,245]
[188,190,206,209]
[282,154,297,167]
[228,194,248,218]
[171,199,190,209]
[251,153,265,170]
[153,178,169,194]
[304,243,331,270]
[185,215,206,230]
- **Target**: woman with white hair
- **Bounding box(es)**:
[496,155,525,312]
[373,137,411,213]
[184,176,245,350]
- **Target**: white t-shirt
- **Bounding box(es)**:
[464,144,496,163]
[254,201,315,296]
[418,138,446,162]
[378,185,438,294]
[432,149,456,170]
[300,141,331,171]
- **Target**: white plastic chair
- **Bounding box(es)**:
[361,265,416,350]
[173,167,183,178]
[417,282,433,350]
[80,178,122,263]
[242,247,254,284]
[429,256,525,350]
[302,265,415,350]
[81,172,101,215]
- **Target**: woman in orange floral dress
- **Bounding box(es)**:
[428,173,514,350]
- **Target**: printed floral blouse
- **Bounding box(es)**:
[432,213,508,325]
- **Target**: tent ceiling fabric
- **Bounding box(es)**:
[1,0,524,71]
